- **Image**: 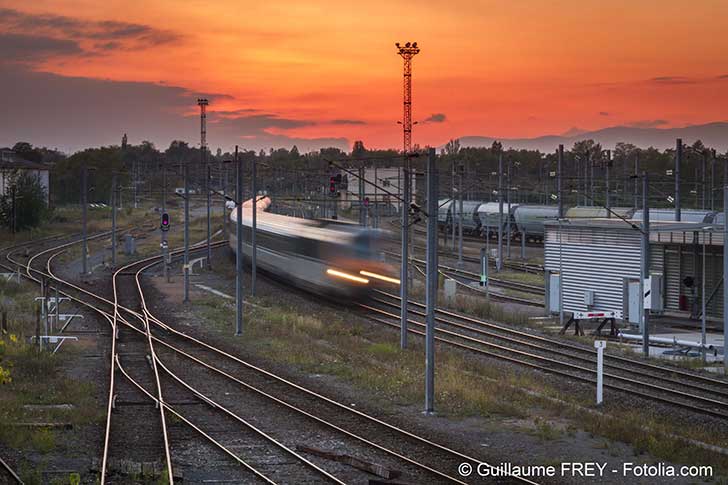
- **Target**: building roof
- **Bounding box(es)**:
[0,149,49,171]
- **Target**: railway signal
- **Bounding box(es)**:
[329,176,336,196]
[160,212,170,232]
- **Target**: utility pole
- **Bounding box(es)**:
[506,159,512,259]
[400,165,410,349]
[723,184,728,371]
[206,163,212,269]
[251,155,257,297]
[675,138,682,221]
[702,150,707,210]
[111,174,117,268]
[605,150,611,218]
[641,171,650,357]
[359,167,365,225]
[457,162,464,267]
[424,147,437,414]
[497,151,503,272]
[161,164,169,283]
[710,149,716,211]
[81,166,88,276]
[557,145,564,218]
[235,146,244,335]
[451,161,456,250]
[183,159,190,303]
[634,153,639,209]
[198,98,210,269]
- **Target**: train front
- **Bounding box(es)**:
[321,226,399,299]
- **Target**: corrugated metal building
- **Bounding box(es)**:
[544,218,725,322]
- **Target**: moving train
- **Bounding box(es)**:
[228,197,397,298]
[439,202,718,242]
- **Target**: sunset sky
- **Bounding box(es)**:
[1,0,727,153]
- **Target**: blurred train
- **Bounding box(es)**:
[228,197,397,299]
[438,202,718,243]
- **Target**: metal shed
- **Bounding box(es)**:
[545,218,726,323]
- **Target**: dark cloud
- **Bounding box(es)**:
[627,119,669,129]
[0,33,82,63]
[331,119,366,125]
[718,75,728,80]
[210,113,314,134]
[648,76,695,85]
[0,8,181,56]
[599,111,610,116]
[0,68,345,153]
[423,113,446,123]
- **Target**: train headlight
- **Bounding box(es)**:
[359,270,400,285]
[326,268,369,284]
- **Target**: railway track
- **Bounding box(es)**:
[4,233,539,484]
[360,290,728,420]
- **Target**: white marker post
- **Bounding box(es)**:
[594,340,606,405]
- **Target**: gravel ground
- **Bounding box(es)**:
[139,244,728,484]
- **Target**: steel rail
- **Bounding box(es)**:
[410,261,542,307]
[376,289,728,388]
[111,263,174,484]
[370,296,728,400]
[115,355,278,484]
[359,302,728,420]
[0,456,23,484]
[18,240,489,484]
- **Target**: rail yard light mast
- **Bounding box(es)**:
[198,98,211,269]
[396,41,420,350]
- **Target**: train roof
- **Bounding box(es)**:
[565,206,636,218]
[231,208,369,242]
[632,208,716,223]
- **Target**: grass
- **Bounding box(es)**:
[0,278,102,458]
[493,270,544,286]
[189,293,728,477]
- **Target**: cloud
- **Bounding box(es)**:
[423,113,446,123]
[0,7,181,57]
[0,67,345,153]
[718,74,728,80]
[626,119,669,129]
[0,33,82,63]
[331,119,366,125]
[648,76,695,85]
[599,111,610,116]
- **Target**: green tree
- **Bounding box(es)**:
[0,171,48,230]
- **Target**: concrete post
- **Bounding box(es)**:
[675,139,682,221]
[606,150,611,217]
[457,162,464,267]
[400,166,410,349]
[111,174,117,268]
[206,163,212,269]
[183,160,190,303]
[425,148,438,414]
[723,185,728,371]
[251,156,257,297]
[497,152,503,272]
[641,171,650,357]
[81,166,88,276]
[235,146,244,335]
[557,145,563,219]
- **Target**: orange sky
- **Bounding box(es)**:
[2,0,727,152]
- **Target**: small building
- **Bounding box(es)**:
[340,166,415,217]
[0,148,50,205]
[544,218,725,324]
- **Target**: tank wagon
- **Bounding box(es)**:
[632,208,717,223]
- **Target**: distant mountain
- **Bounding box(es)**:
[454,122,728,152]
